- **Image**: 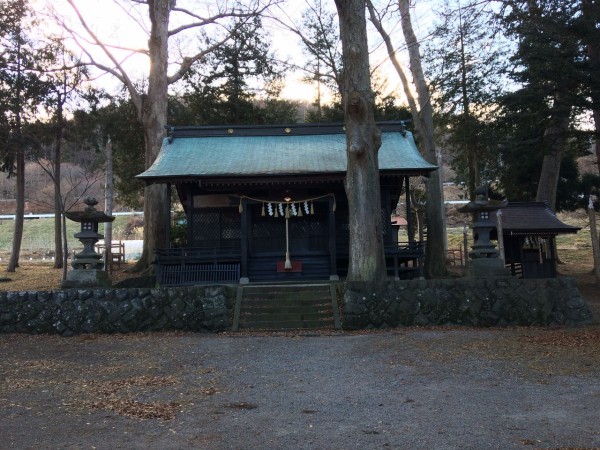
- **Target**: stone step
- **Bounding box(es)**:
[241,311,332,322]
[234,283,338,331]
[241,296,331,307]
[239,318,335,330]
[242,288,330,300]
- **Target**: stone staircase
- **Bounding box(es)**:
[232,284,341,331]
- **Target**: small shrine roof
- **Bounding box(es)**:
[496,202,580,235]
[137,122,437,183]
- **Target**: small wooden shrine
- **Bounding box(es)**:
[137,121,437,285]
[495,202,580,278]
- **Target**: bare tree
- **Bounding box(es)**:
[42,39,87,269]
[271,0,343,115]
[60,0,277,270]
[334,0,386,281]
[367,0,447,278]
[32,158,104,280]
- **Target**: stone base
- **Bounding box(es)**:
[467,258,511,278]
[61,269,112,289]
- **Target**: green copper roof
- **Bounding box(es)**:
[137,122,436,182]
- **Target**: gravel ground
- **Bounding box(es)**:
[1,327,600,450]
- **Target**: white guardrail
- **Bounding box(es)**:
[0,211,144,220]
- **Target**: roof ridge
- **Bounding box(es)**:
[165,121,409,139]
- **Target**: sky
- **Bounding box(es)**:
[45,0,440,104]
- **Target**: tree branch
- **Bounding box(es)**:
[63,0,143,113]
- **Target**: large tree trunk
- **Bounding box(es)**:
[398,0,447,278]
[53,151,63,268]
[583,0,600,175]
[134,0,171,271]
[536,96,571,210]
[7,145,24,272]
[7,39,24,273]
[53,101,64,269]
[104,139,113,268]
[366,1,419,118]
[594,109,600,173]
[334,0,386,282]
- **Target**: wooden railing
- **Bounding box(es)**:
[384,241,425,279]
[155,241,425,286]
[95,241,126,272]
[155,247,241,286]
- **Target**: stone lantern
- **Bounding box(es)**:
[61,197,115,288]
[459,184,510,277]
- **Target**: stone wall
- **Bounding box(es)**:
[0,277,593,335]
[0,286,232,336]
[342,277,594,329]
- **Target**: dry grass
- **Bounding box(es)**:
[0,261,137,291]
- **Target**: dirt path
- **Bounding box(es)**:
[2,327,600,449]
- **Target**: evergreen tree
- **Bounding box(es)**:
[0,0,52,272]
[424,0,507,199]
[499,0,585,209]
[182,15,290,125]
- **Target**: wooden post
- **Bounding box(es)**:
[186,187,193,247]
[166,183,172,248]
[588,196,600,285]
[405,177,415,243]
[328,195,338,280]
[240,198,249,283]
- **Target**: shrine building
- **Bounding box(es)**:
[137,121,436,285]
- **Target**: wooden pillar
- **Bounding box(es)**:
[518,237,525,278]
[166,183,172,249]
[186,186,193,247]
[405,176,415,243]
[328,195,338,280]
[240,198,249,283]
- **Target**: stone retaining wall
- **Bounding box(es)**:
[0,277,593,335]
[0,286,232,336]
[343,277,593,329]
